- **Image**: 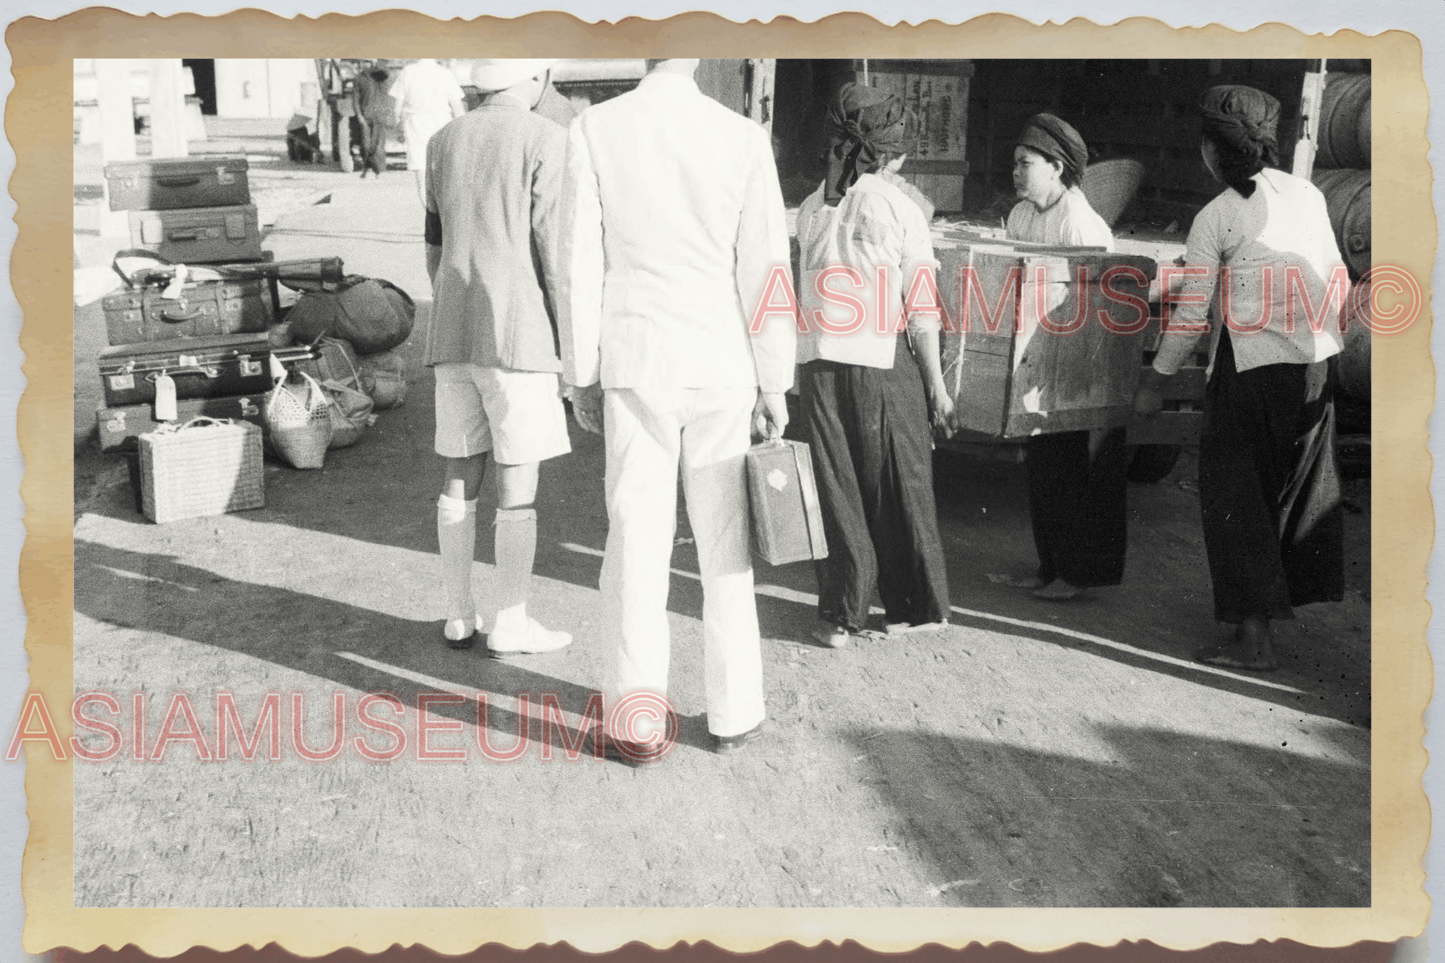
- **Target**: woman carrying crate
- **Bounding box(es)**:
[1006,113,1131,602]
[795,83,957,649]
[1134,86,1346,671]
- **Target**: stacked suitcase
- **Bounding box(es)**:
[96,156,295,454]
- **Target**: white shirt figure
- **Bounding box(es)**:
[1153,168,1346,375]
[559,62,795,754]
[389,59,465,204]
[795,171,941,369]
[1006,185,1115,251]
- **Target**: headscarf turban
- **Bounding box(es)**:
[1014,113,1089,186]
[1199,85,1280,154]
[825,82,913,204]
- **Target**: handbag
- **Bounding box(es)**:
[265,370,333,469]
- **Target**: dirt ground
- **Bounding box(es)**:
[69,119,1372,909]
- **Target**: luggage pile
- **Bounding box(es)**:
[93,155,416,521]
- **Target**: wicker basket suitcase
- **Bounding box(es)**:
[137,418,264,523]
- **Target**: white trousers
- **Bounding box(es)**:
[403,111,451,203]
[601,387,765,739]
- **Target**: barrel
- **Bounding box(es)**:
[1338,280,1371,402]
[1312,168,1371,281]
[1315,73,1371,170]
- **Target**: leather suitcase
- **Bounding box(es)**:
[103,276,276,345]
[105,157,251,212]
[127,205,265,263]
[97,335,315,407]
[97,394,269,454]
[745,440,829,566]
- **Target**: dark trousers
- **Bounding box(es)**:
[352,115,387,177]
[1199,333,1344,623]
[1027,427,1130,588]
[802,337,950,632]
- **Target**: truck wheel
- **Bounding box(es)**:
[1127,444,1183,483]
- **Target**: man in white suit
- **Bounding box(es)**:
[559,59,796,759]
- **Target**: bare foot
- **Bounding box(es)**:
[1031,578,1085,601]
[812,623,852,649]
[1195,619,1276,671]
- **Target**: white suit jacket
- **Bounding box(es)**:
[558,71,796,394]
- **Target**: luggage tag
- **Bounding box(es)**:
[153,371,178,422]
[160,263,190,301]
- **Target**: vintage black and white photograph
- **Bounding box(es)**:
[66,51,1377,914]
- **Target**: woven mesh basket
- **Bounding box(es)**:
[138,418,264,524]
[267,371,333,469]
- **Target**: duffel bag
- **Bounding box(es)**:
[357,348,407,410]
[285,276,415,355]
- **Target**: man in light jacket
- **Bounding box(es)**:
[560,58,796,759]
[425,59,572,659]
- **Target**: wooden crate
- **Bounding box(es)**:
[936,243,1158,439]
[857,60,973,215]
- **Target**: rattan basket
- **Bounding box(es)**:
[1080,159,1146,228]
[138,417,264,523]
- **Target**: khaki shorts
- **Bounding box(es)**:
[433,364,572,464]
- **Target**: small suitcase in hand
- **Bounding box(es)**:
[745,439,829,566]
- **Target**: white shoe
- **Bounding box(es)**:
[487,618,572,658]
[444,614,482,649]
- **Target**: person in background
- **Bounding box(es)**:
[1005,112,1130,603]
[559,59,795,759]
[795,83,955,649]
[390,58,466,204]
[352,62,393,178]
[1134,85,1346,672]
[424,59,572,658]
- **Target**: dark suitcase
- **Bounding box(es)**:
[103,276,276,345]
[105,157,251,212]
[127,205,265,263]
[97,335,315,407]
[745,440,829,566]
[98,394,268,454]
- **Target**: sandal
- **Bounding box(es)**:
[885,621,949,636]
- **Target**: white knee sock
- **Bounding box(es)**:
[437,494,478,635]
[493,507,537,631]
